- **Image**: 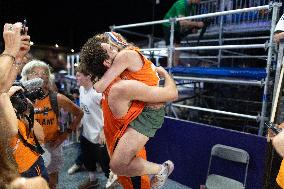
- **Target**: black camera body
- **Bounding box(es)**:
[21,19,27,35]
[265,121,282,135]
[10,81,45,114]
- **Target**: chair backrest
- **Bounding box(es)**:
[211,144,249,163]
[207,144,250,187]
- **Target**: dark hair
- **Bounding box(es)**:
[79,34,109,80]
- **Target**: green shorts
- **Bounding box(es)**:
[129,107,165,138]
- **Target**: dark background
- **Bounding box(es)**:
[0,0,174,52]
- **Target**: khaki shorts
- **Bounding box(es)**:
[129,107,165,138]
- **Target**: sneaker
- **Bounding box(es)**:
[68,163,82,175]
[78,178,99,189]
[150,160,174,189]
[105,170,119,189]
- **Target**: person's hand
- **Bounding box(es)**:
[99,130,106,145]
[155,66,168,78]
[8,86,24,97]
[272,130,284,157]
[197,21,204,28]
[3,22,22,57]
[274,33,284,43]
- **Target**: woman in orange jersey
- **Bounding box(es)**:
[7,85,49,182]
[0,93,50,189]
[20,60,84,189]
[80,33,178,189]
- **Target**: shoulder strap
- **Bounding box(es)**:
[49,91,59,117]
[17,130,45,155]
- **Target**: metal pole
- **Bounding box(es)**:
[258,2,281,136]
[67,55,71,75]
[140,44,266,52]
[112,5,270,30]
[218,0,225,67]
[168,18,175,68]
[173,76,263,86]
[272,40,284,101]
[171,103,258,120]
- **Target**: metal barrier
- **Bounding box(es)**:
[66,2,282,136]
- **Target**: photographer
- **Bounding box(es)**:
[0,92,49,189]
[20,60,83,189]
[7,84,49,182]
[162,0,204,66]
[0,22,30,92]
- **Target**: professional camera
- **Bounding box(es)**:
[10,78,45,114]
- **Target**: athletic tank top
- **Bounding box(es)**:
[102,80,150,189]
[34,94,59,143]
[120,48,159,86]
[10,120,40,173]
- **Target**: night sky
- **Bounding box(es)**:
[0,0,175,52]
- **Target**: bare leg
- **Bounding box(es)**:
[110,127,161,177]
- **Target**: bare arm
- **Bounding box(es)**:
[179,19,204,29]
[0,23,22,92]
[57,93,83,131]
[0,93,18,137]
[274,32,284,43]
[94,50,134,93]
[112,66,178,103]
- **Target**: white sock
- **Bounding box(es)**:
[89,171,96,181]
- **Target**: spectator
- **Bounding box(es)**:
[162,0,204,66]
[73,67,115,189]
[20,60,83,189]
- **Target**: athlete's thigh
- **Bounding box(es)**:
[112,127,149,164]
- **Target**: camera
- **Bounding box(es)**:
[21,19,27,35]
[10,80,45,114]
[265,122,282,135]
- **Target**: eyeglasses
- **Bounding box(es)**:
[28,71,49,77]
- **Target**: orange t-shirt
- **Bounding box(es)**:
[34,95,59,143]
[10,120,40,173]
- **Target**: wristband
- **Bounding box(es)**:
[0,53,16,64]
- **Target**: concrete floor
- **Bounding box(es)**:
[57,143,191,189]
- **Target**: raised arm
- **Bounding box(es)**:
[0,93,18,137]
[112,66,178,103]
[0,23,22,92]
[94,50,138,93]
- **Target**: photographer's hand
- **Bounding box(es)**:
[8,86,24,97]
[3,23,21,57]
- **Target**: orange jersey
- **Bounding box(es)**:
[102,49,159,189]
[120,48,159,86]
[34,95,59,143]
[10,120,40,173]
[277,159,284,188]
[102,80,149,189]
